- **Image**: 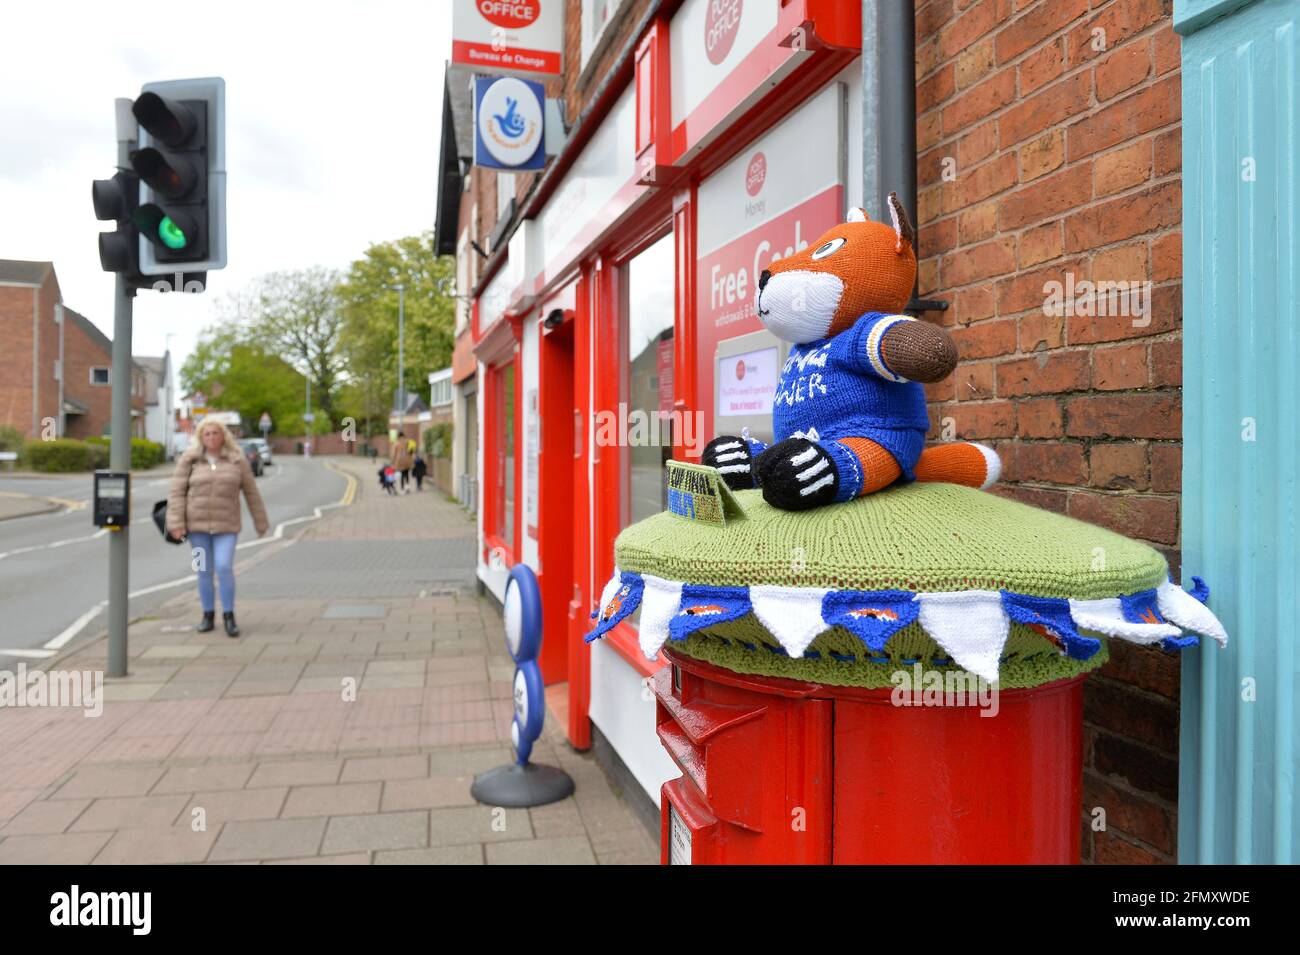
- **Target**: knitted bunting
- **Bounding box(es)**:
[821,590,917,653]
[915,590,1009,683]
[1067,596,1181,645]
[583,568,1229,680]
[1156,580,1228,647]
[749,584,831,659]
[1000,592,1102,661]
[585,571,644,642]
[669,585,751,643]
[638,574,684,659]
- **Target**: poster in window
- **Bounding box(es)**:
[525,388,539,539]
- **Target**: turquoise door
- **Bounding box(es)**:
[1177,0,1298,863]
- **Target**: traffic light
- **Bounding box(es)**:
[131,77,226,274]
[92,77,226,287]
[92,170,141,279]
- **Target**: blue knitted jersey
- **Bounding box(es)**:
[771,312,930,482]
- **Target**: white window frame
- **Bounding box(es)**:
[581,0,628,71]
[90,366,110,386]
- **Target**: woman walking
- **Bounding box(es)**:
[166,416,270,636]
[391,431,414,494]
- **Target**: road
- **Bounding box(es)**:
[0,455,348,665]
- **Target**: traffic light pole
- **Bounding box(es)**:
[106,101,137,679]
[107,272,134,679]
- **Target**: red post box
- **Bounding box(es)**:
[656,647,1084,864]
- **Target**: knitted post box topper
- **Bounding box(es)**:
[702,193,1001,511]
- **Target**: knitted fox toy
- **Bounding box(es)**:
[702,194,1001,510]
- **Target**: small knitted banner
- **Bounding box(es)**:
[586,484,1229,687]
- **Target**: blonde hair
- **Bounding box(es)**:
[189,415,242,457]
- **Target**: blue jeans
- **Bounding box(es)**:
[190,532,238,613]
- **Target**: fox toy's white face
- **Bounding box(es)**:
[755,267,846,343]
[754,204,918,344]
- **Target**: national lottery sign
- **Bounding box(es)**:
[474,75,546,170]
[452,0,563,78]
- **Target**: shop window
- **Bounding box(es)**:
[497,363,516,547]
[622,232,676,529]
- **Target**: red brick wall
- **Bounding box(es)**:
[37,274,61,436]
[0,271,62,439]
[914,0,1182,862]
[62,315,114,440]
[0,285,36,435]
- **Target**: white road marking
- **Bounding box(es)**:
[45,601,107,650]
[30,467,348,653]
[0,528,108,560]
[1,648,57,659]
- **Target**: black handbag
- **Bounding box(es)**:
[152,499,184,545]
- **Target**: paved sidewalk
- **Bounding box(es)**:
[0,455,658,865]
[0,491,63,521]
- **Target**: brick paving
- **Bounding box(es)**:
[0,455,659,865]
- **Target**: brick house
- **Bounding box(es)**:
[438,0,1292,862]
[0,260,62,438]
[0,259,146,441]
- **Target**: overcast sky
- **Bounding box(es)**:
[0,0,450,392]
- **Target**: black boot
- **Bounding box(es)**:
[222,611,240,638]
[196,611,215,633]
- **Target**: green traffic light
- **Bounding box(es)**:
[158,216,188,250]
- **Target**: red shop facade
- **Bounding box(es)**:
[462,0,864,810]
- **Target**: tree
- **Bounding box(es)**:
[245,267,347,426]
[337,232,456,427]
[181,323,314,437]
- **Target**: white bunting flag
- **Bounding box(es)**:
[916,590,1010,684]
[1156,581,1229,647]
[638,574,683,659]
[749,585,830,659]
[1067,597,1182,645]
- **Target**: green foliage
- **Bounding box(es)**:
[423,423,453,459]
[86,436,165,469]
[174,234,454,443]
[0,425,24,456]
[182,325,314,437]
[245,267,347,427]
[337,232,456,429]
[24,439,108,472]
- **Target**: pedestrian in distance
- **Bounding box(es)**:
[391,431,414,494]
[412,453,427,492]
[165,416,270,637]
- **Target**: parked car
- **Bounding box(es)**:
[247,437,273,466]
[238,440,264,477]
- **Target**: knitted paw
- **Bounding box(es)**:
[755,438,840,511]
[702,435,758,491]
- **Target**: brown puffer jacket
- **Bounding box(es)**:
[166,445,270,537]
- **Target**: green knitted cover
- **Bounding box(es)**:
[615,483,1164,688]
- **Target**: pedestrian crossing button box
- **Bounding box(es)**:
[93,470,130,527]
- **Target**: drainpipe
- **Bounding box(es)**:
[863,1,947,316]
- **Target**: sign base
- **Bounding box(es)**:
[470,761,575,808]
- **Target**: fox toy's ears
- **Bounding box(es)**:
[847,207,868,223]
[887,192,915,252]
